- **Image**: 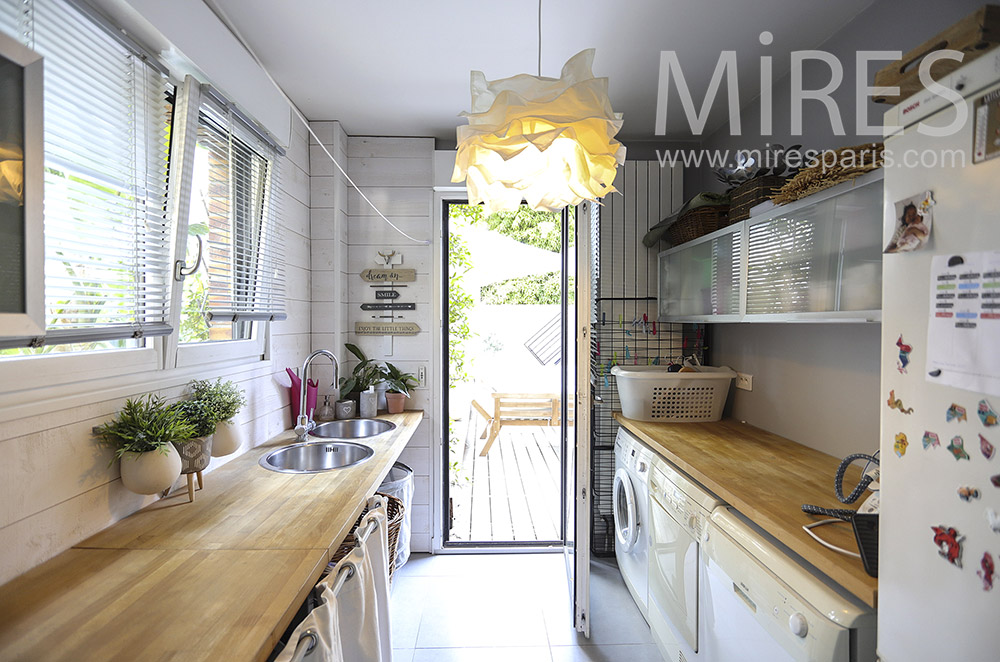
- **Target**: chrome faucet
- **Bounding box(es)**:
[294,349,340,441]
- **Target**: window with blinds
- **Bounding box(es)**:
[0,0,172,354]
[178,97,284,344]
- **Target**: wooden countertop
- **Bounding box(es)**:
[614,414,878,608]
[0,410,423,662]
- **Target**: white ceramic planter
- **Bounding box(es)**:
[119,445,182,495]
[212,420,243,457]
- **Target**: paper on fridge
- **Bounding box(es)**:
[927,250,1000,395]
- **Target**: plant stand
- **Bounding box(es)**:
[171,435,213,503]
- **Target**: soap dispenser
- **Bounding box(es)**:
[314,395,336,422]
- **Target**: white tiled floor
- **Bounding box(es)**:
[390,553,663,662]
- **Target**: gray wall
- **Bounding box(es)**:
[692,0,984,457]
[711,323,881,458]
[692,0,987,194]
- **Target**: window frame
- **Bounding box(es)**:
[167,78,273,369]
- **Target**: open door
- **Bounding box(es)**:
[564,200,596,636]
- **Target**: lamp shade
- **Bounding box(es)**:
[452,49,625,215]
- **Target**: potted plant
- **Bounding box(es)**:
[383,362,418,414]
[96,395,195,495]
[188,378,247,456]
[338,343,388,400]
[171,398,216,502]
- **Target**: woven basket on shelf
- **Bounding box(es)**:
[728,175,787,222]
[665,205,730,245]
[329,492,405,583]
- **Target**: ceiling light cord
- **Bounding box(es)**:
[201,0,431,246]
[537,0,542,77]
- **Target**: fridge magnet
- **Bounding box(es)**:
[992,474,1000,488]
[887,390,914,414]
[896,335,913,373]
[947,404,968,423]
[894,433,909,457]
[981,434,996,460]
[977,552,996,591]
[979,400,999,427]
[958,486,981,501]
[931,525,964,567]
[986,508,1000,533]
[947,436,970,461]
[922,431,941,449]
[885,192,933,253]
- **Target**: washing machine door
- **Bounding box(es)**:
[613,468,640,551]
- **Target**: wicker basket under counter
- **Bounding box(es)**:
[328,492,404,583]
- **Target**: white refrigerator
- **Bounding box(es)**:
[879,48,1000,662]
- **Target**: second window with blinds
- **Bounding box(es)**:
[175,92,284,366]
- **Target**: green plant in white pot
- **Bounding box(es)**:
[171,399,217,502]
[383,362,418,414]
[188,378,246,457]
[97,395,195,496]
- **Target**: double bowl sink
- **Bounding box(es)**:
[259,419,396,474]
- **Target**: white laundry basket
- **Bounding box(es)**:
[611,365,736,422]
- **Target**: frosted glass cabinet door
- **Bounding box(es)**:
[745,180,882,317]
[658,225,742,320]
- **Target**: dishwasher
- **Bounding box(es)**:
[701,507,876,662]
[647,454,724,662]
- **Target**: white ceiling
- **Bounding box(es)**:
[211,0,874,143]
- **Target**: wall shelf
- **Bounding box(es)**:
[658,170,884,324]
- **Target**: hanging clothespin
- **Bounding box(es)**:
[625,329,632,336]
[651,321,657,335]
[604,374,610,388]
[648,357,653,365]
[602,312,606,326]
[653,356,660,365]
[598,363,604,376]
[625,345,630,359]
[612,351,618,366]
[618,314,623,328]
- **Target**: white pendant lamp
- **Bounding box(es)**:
[452,48,626,216]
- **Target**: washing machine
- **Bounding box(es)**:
[613,427,653,619]
[701,507,876,662]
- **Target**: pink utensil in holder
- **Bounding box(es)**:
[286,367,318,427]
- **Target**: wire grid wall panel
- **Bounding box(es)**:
[589,160,705,557]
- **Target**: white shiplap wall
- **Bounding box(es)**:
[0,116,312,586]
[309,132,435,552]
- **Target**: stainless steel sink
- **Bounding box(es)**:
[310,418,396,439]
[259,441,375,474]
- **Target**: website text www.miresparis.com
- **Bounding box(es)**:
[653,145,968,172]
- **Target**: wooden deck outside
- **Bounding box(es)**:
[449,400,563,543]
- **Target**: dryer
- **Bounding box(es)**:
[613,427,653,619]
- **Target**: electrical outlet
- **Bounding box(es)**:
[736,372,753,391]
[417,365,427,388]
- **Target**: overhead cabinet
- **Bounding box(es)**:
[658,171,883,323]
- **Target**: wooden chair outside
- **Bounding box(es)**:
[473,392,561,456]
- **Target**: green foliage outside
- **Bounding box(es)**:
[481,271,562,305]
[448,226,475,389]
[448,204,571,252]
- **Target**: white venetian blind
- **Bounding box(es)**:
[0,0,173,349]
[184,95,285,327]
[745,216,817,314]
